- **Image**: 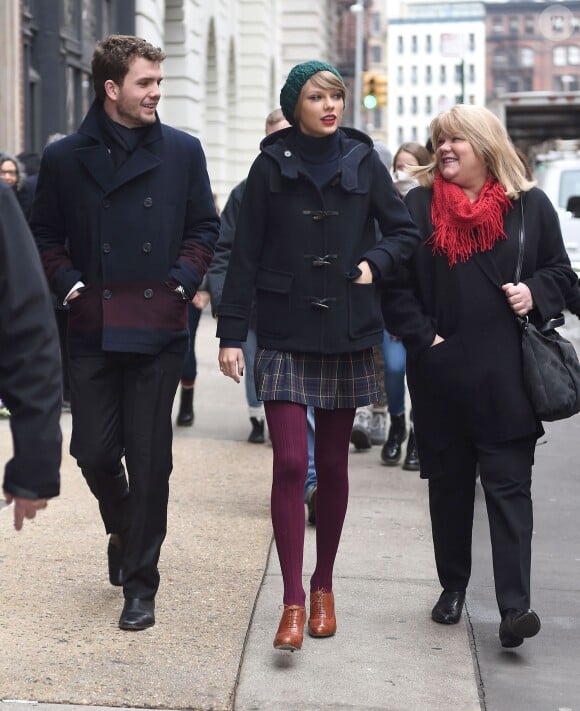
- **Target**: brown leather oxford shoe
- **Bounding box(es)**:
[273,605,306,651]
[308,589,337,637]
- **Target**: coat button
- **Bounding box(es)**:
[142,242,152,253]
[144,288,153,299]
[143,197,153,207]
[284,150,292,157]
[103,242,111,254]
[103,289,112,300]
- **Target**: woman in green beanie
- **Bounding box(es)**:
[217,61,421,651]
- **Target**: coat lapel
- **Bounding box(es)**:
[110,146,162,192]
[75,145,116,194]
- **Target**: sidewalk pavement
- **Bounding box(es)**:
[0,310,481,711]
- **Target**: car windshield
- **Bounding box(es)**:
[559,169,580,209]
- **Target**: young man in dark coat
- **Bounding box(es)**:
[31,35,219,630]
[1,181,62,530]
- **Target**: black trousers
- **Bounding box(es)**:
[69,350,183,599]
[427,435,536,613]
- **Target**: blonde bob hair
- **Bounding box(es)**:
[294,70,346,122]
[414,104,535,199]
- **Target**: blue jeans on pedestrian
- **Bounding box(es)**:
[241,328,261,411]
[304,406,317,502]
[382,330,406,417]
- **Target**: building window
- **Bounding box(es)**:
[370,12,381,36]
[426,34,432,53]
[411,35,418,53]
[439,65,447,83]
[521,47,534,67]
[524,16,534,34]
[554,46,567,66]
[508,16,519,34]
[397,127,404,145]
[468,64,475,82]
[373,110,382,129]
[468,33,475,51]
[397,97,404,115]
[454,63,464,83]
[569,46,580,65]
[492,17,503,34]
[411,66,418,85]
[425,65,432,84]
[551,13,565,34]
[411,126,418,141]
[397,36,404,53]
[411,96,418,115]
[508,77,519,92]
[493,51,508,67]
[397,66,404,86]
[371,45,382,64]
[522,76,533,91]
[557,74,578,91]
[425,96,432,114]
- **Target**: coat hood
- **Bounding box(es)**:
[259,126,375,192]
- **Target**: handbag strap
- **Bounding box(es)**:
[514,196,525,285]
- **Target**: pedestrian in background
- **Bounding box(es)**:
[31,35,219,631]
[207,108,319,522]
[174,194,218,428]
[0,180,62,530]
[380,141,432,471]
[217,60,420,651]
[382,104,576,648]
[0,153,33,220]
[208,110,290,445]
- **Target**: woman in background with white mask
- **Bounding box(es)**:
[378,141,433,470]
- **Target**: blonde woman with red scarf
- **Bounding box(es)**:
[381,104,576,649]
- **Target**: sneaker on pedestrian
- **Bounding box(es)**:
[370,409,387,445]
[0,400,10,418]
[350,407,372,451]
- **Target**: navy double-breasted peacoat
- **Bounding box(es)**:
[31,100,220,356]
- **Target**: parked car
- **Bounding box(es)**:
[533,154,580,273]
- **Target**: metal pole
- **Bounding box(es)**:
[350,2,364,130]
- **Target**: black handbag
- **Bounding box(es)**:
[515,200,580,421]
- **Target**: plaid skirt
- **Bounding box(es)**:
[254,348,381,409]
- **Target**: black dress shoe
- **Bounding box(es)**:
[431,590,466,625]
[119,598,155,631]
[107,533,125,587]
[499,608,541,648]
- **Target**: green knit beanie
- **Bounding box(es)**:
[280,60,344,125]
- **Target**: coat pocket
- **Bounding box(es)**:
[255,267,294,338]
[347,281,383,339]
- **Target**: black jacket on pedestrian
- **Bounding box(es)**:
[31,100,220,356]
[206,178,247,318]
[216,126,421,353]
[0,182,62,499]
[381,186,577,475]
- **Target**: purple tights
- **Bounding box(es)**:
[265,401,355,606]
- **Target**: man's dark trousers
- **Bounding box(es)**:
[69,349,183,600]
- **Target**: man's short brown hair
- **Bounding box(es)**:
[92,35,166,101]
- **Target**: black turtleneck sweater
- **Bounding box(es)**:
[294,129,340,188]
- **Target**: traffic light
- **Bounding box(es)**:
[362,71,378,109]
[362,72,388,109]
[373,74,388,106]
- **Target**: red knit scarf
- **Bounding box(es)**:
[429,173,512,267]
